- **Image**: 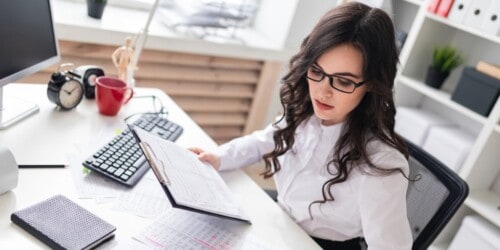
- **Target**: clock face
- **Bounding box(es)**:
[59,80,84,109]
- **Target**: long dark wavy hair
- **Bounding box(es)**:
[262,2,409,211]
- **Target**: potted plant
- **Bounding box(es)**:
[425,44,464,89]
[87,0,107,19]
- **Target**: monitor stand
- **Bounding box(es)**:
[0,85,39,130]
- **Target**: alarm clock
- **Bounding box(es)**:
[47,64,85,110]
[73,65,105,99]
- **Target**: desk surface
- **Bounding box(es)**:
[0,83,320,249]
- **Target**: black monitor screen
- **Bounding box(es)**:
[0,0,58,81]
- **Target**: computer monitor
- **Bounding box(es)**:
[0,0,60,129]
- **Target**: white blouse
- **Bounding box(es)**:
[215,116,412,250]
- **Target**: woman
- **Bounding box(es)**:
[190,2,413,249]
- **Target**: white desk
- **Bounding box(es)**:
[0,84,320,249]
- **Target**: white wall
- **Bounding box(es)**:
[260,0,339,127]
[253,0,338,50]
[283,0,338,50]
[252,0,300,49]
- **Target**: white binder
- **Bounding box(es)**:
[448,0,473,24]
[480,0,500,36]
[463,0,491,29]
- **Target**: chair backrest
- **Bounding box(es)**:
[405,140,469,250]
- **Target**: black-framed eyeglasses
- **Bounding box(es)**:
[306,65,366,94]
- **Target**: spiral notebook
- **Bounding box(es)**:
[11,195,116,250]
[128,125,251,224]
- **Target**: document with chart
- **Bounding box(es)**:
[129,125,251,224]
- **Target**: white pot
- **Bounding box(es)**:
[0,145,18,195]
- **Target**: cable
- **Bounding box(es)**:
[123,95,169,123]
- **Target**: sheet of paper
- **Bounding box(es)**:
[69,122,129,201]
[69,151,172,217]
[68,152,127,202]
[113,171,172,218]
[134,209,270,250]
[96,236,152,250]
[134,128,245,219]
[69,121,132,202]
[69,123,171,217]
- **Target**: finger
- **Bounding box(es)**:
[188,147,203,154]
[198,152,213,163]
[199,153,220,170]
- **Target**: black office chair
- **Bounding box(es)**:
[263,139,469,250]
[405,139,469,250]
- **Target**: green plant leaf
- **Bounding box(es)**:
[431,44,464,73]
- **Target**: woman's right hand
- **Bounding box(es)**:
[188,147,221,170]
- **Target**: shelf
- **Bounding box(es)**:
[394,1,500,247]
[52,0,291,61]
[397,75,488,124]
[426,13,500,45]
[465,190,500,228]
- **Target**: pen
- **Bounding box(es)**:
[18,164,65,168]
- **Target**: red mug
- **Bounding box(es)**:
[95,76,133,116]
